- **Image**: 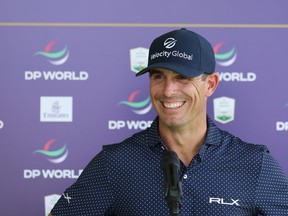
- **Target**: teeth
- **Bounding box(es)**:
[163,102,184,108]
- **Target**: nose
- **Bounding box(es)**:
[163,78,177,97]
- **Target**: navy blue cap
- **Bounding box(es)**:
[136,28,215,77]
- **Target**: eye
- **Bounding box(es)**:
[149,72,164,80]
[176,74,190,80]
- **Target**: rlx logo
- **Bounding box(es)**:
[209,197,240,206]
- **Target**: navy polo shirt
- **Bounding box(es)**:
[51,116,288,215]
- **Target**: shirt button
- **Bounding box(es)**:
[183,174,188,179]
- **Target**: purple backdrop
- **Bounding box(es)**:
[1,1,288,215]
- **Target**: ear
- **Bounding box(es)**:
[205,72,219,97]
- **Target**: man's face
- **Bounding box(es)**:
[149,68,216,129]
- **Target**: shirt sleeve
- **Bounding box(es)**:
[255,149,288,215]
[51,150,114,216]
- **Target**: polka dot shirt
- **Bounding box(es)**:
[51,116,288,215]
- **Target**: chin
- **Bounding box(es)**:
[160,117,184,128]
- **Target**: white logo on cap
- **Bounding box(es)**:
[164,38,177,49]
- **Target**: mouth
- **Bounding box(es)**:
[162,101,185,109]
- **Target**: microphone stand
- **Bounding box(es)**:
[161,151,183,216]
[164,178,183,216]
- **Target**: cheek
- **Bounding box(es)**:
[150,83,162,97]
[192,82,209,97]
[149,86,158,105]
[149,82,157,91]
[188,85,207,104]
[149,85,155,98]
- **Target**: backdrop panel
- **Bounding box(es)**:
[1,1,288,215]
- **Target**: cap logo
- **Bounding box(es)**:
[164,38,177,49]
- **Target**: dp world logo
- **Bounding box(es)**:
[214,42,237,67]
[34,139,68,163]
[118,90,152,115]
[34,41,69,65]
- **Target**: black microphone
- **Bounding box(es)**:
[160,150,183,216]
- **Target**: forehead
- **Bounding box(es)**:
[149,68,207,81]
[149,68,180,75]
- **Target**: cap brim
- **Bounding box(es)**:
[135,62,205,78]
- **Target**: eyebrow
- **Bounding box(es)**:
[149,69,162,74]
[149,69,163,78]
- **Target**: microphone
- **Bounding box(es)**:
[160,150,183,216]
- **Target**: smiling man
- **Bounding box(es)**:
[49,28,288,216]
[148,68,218,167]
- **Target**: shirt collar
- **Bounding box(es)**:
[147,115,222,148]
[205,115,222,146]
[147,116,162,148]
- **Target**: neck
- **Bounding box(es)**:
[159,116,207,166]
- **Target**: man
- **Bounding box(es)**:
[50,28,288,215]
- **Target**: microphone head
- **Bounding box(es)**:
[160,150,180,170]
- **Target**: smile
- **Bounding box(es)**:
[162,101,185,109]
